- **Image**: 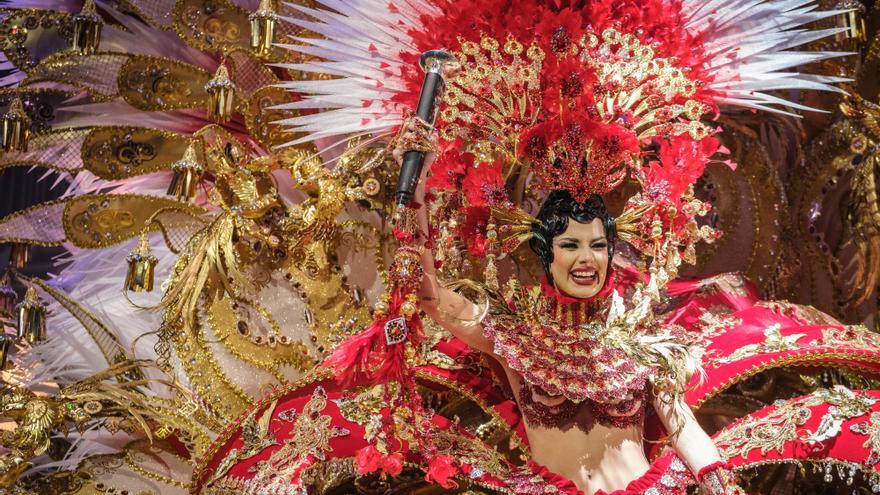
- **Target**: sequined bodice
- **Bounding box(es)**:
[482,280,654,431]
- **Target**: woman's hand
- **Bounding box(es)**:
[653,394,730,487]
[393,112,493,355]
[390,116,438,169]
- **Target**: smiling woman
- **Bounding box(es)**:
[404,115,736,494]
[530,191,616,299]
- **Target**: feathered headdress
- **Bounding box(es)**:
[277,0,849,267]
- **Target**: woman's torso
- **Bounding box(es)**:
[502,365,652,495]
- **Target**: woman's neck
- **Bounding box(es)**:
[538,277,605,326]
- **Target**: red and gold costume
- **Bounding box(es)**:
[0,0,878,494]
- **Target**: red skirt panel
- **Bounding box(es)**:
[506,453,695,495]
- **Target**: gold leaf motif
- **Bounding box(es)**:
[119,55,210,111]
[243,85,297,149]
[62,194,205,248]
[0,9,74,71]
[82,126,194,179]
[172,0,253,55]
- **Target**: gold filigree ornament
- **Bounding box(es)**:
[62,193,206,249]
[0,87,70,135]
[82,126,195,180]
[207,399,280,484]
[173,0,250,54]
[119,54,212,111]
[205,293,314,371]
[243,85,297,149]
[810,324,880,350]
[802,386,878,447]
[440,35,543,170]
[0,361,212,488]
[0,8,74,72]
[850,411,880,466]
[714,395,813,460]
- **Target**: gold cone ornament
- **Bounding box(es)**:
[125,234,158,292]
[2,96,30,153]
[835,6,866,43]
[205,64,236,123]
[16,287,46,344]
[0,333,11,370]
[167,143,204,201]
[249,0,278,57]
[71,0,102,55]
[0,271,15,317]
[8,242,31,269]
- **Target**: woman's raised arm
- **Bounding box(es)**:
[392,117,495,355]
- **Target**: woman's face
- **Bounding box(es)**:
[549,218,609,299]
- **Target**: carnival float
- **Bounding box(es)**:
[0,0,879,494]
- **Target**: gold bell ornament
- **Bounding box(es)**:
[167,143,204,201]
[71,0,102,55]
[16,287,46,344]
[835,1,866,43]
[249,0,278,57]
[205,64,237,123]
[2,96,30,153]
[124,233,158,292]
[0,271,15,317]
[8,242,31,269]
[0,333,11,370]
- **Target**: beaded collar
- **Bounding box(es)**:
[536,268,618,327]
[486,267,652,405]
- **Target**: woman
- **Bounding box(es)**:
[393,118,742,495]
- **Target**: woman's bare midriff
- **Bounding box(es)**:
[503,362,652,494]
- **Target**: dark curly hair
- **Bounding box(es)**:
[528,191,617,285]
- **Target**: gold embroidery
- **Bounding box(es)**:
[715,395,810,459]
[249,386,350,483]
[810,325,880,349]
[716,386,876,460]
[696,273,750,298]
[710,324,807,366]
[850,411,880,465]
[207,400,279,484]
[190,369,334,491]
